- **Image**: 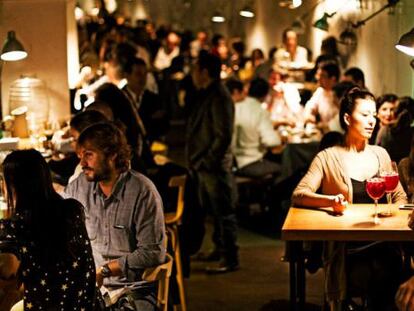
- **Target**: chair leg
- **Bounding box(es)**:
[169,225,187,311]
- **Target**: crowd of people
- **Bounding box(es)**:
[0,7,414,311]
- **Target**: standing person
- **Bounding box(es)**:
[188,52,239,273]
[64,122,166,310]
[0,149,97,310]
[292,88,407,310]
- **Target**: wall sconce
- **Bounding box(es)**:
[211,11,226,23]
[395,28,414,57]
[239,5,255,18]
[350,0,399,29]
[313,12,336,31]
[1,31,27,61]
[1,31,28,119]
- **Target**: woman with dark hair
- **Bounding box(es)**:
[0,149,97,310]
[94,82,155,173]
[292,88,407,310]
[377,97,414,163]
[370,93,398,144]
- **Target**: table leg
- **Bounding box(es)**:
[287,241,306,311]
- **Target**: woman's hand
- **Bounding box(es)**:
[331,194,348,214]
[396,276,414,311]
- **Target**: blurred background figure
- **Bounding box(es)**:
[275,28,308,69]
[377,96,414,163]
[343,67,368,91]
[371,93,398,144]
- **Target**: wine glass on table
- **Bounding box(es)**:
[380,161,400,217]
[366,176,386,225]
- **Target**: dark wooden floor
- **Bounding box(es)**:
[185,222,325,311]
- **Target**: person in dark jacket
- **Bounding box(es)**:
[187,52,239,273]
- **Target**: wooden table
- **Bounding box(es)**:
[281,204,414,310]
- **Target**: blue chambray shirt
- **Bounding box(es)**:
[64,170,166,289]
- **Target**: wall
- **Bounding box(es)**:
[0,0,75,123]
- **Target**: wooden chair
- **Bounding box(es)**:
[165,175,187,311]
[143,253,173,311]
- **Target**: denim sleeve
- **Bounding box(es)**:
[116,184,166,276]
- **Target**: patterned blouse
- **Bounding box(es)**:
[0,198,97,311]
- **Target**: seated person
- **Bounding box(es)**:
[64,122,166,311]
[398,134,414,203]
[372,93,398,145]
[377,98,413,163]
[266,70,303,128]
[304,63,340,128]
[292,88,406,310]
[232,78,281,178]
[0,149,97,310]
[274,28,308,69]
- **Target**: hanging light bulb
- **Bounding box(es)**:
[211,11,226,23]
[313,12,335,31]
[239,6,255,18]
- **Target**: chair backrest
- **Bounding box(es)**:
[167,175,186,224]
[142,253,173,311]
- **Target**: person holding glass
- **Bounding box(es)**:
[292,88,407,310]
[0,149,98,310]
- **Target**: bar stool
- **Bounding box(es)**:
[165,175,187,311]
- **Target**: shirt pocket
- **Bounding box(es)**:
[111,224,133,252]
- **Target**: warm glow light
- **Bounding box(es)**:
[291,0,302,9]
[0,51,27,61]
[396,45,414,57]
[240,10,254,18]
[211,15,225,23]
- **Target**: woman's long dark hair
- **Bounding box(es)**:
[3,149,67,261]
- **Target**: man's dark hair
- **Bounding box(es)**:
[248,78,269,99]
[321,63,340,81]
[70,110,108,133]
[333,81,356,102]
[78,122,131,172]
[197,52,221,80]
[109,42,137,74]
[225,78,244,94]
[344,67,365,86]
[123,56,147,75]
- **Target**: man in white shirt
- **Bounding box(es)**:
[154,32,180,71]
[275,28,308,69]
[304,63,340,126]
[228,78,281,178]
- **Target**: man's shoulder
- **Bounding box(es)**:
[126,170,160,194]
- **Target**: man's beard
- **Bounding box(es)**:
[83,163,112,182]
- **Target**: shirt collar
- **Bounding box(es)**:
[117,78,128,90]
[92,170,130,201]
